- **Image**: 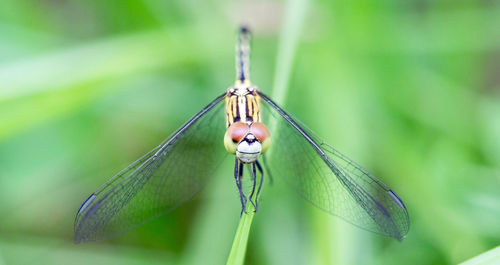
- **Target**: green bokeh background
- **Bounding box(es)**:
[0,0,499,264]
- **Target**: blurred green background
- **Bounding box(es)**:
[0,0,499,264]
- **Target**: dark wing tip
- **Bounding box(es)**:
[74,193,100,244]
[387,190,407,210]
[387,189,411,238]
[76,193,96,215]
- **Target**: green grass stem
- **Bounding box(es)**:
[225,206,255,265]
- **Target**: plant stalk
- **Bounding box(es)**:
[225,206,255,265]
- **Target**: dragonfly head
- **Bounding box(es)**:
[236,133,261,163]
[224,122,271,163]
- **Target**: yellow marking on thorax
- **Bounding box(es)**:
[246,94,261,123]
[225,88,261,128]
[238,95,246,123]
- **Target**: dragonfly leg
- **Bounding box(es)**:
[239,162,244,180]
[238,163,248,214]
[234,157,247,215]
[255,160,264,210]
[262,155,273,185]
[249,163,257,211]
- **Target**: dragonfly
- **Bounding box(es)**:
[74,26,410,243]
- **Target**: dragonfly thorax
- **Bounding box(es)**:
[228,81,257,97]
[225,83,261,127]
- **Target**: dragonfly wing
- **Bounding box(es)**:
[74,93,228,243]
[258,92,409,240]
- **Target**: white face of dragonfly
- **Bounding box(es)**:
[236,133,262,163]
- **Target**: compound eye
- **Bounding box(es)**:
[228,122,249,142]
[249,122,271,153]
[224,122,249,154]
[249,122,270,142]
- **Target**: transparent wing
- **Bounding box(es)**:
[74,93,228,243]
[258,92,409,240]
